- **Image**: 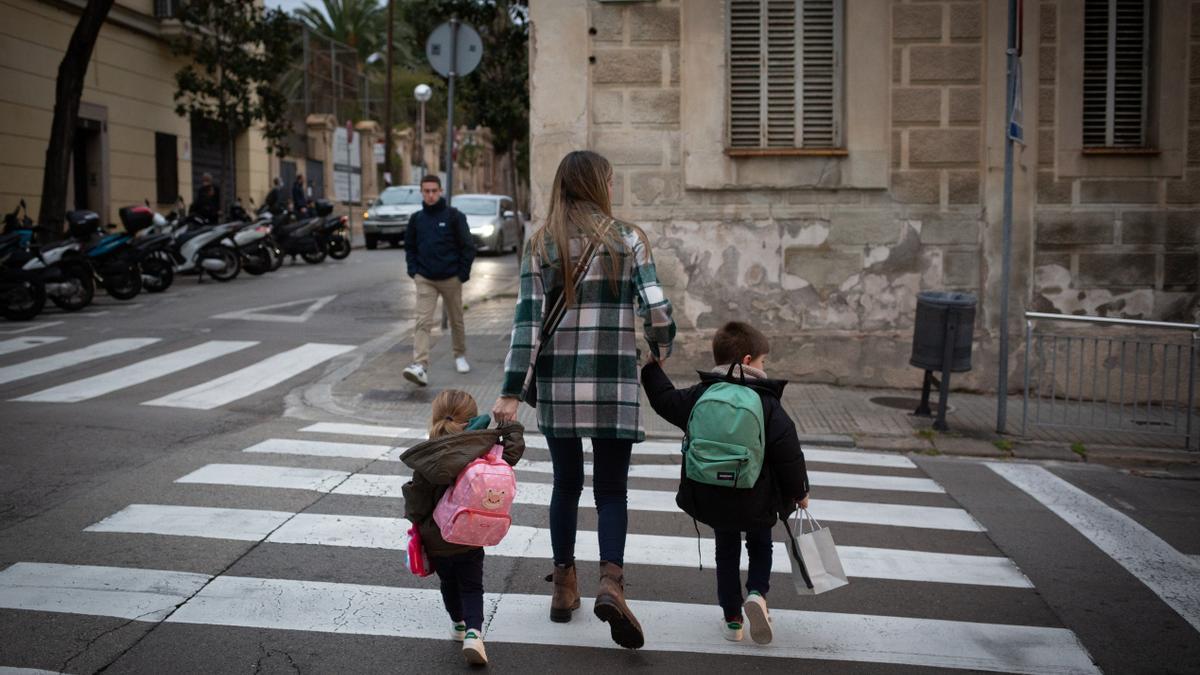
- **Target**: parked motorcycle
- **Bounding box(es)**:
[270,201,328,264]
[316,208,351,260]
[72,211,142,300]
[226,199,279,276]
[122,205,175,293]
[2,201,95,315]
[145,203,241,282]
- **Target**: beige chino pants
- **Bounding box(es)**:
[412,274,466,368]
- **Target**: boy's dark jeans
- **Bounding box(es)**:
[545,437,633,567]
[431,548,485,630]
[714,527,774,619]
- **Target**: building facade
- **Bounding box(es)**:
[0,0,274,227]
[527,0,1200,390]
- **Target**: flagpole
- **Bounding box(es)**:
[997,0,1020,433]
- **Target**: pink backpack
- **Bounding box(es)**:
[433,444,516,546]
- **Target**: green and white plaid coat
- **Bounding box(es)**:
[501,219,676,441]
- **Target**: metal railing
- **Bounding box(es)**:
[1022,312,1199,450]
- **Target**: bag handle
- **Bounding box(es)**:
[781,512,814,589]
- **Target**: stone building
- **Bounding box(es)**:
[0,0,276,227]
[527,0,1200,391]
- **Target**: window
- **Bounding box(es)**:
[1082,0,1152,148]
[154,132,178,204]
[727,0,843,150]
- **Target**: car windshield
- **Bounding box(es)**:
[377,187,421,205]
[452,197,498,216]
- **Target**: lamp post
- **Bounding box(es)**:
[384,0,395,185]
[414,83,432,183]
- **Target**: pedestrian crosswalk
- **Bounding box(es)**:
[0,335,354,411]
[0,420,1101,673]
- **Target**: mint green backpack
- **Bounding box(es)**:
[684,377,766,489]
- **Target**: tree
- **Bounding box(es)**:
[295,0,386,63]
[37,0,116,233]
[171,0,295,213]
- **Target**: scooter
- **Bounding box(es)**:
[3,201,95,314]
[121,204,175,293]
[147,202,241,282]
[225,199,278,275]
[73,212,142,301]
[316,209,351,260]
[271,201,329,264]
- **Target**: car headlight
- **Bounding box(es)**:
[362,211,370,219]
[471,224,496,237]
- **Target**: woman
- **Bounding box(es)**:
[492,151,675,649]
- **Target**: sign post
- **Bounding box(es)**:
[425,19,483,201]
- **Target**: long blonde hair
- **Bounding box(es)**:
[530,151,639,305]
[429,389,479,438]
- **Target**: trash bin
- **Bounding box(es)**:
[910,291,977,373]
[910,291,977,431]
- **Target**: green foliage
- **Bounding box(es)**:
[171,0,296,156]
[1070,442,1087,458]
[993,439,1014,453]
[915,428,936,441]
[295,0,386,63]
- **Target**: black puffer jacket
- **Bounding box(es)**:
[641,362,809,531]
[404,197,475,281]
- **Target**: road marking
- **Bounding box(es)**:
[242,438,400,461]
[143,343,355,410]
[0,321,64,335]
[0,563,1094,672]
[0,338,160,386]
[0,562,208,621]
[989,463,1200,633]
[89,504,1027,588]
[174,463,983,530]
[299,422,427,439]
[211,295,337,323]
[0,336,64,356]
[0,667,63,674]
[14,341,258,403]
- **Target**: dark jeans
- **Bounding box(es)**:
[545,437,633,567]
[714,527,774,619]
[431,548,485,630]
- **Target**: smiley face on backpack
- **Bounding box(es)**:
[482,488,506,510]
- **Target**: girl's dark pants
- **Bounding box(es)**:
[544,437,633,566]
[431,548,485,630]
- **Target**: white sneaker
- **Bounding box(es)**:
[455,356,470,373]
[450,621,467,642]
[722,617,744,642]
[462,629,487,665]
[743,592,773,645]
[403,363,428,386]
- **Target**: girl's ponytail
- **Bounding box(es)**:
[429,389,479,439]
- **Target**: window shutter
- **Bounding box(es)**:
[155,133,178,205]
[1082,0,1151,148]
[728,0,842,149]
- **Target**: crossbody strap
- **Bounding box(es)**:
[539,238,599,344]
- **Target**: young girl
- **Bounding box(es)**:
[400,389,526,666]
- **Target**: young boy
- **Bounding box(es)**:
[641,321,809,645]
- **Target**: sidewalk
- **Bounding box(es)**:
[329,295,1200,470]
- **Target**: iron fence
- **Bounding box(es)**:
[1022,312,1199,450]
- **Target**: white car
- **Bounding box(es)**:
[452,194,522,255]
[362,185,422,249]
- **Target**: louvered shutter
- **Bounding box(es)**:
[1082,0,1151,148]
[728,0,842,149]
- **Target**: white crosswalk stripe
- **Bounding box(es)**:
[14,341,259,403]
[143,343,355,409]
[0,563,1097,673]
[0,338,160,386]
[0,336,65,356]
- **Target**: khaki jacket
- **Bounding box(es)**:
[400,421,526,558]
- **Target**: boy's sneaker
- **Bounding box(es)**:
[455,356,471,373]
[462,629,487,665]
[743,591,773,645]
[722,616,744,642]
[403,363,428,386]
[450,621,467,642]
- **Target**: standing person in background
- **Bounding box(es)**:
[265,177,284,215]
[193,173,220,222]
[492,150,676,650]
[403,175,476,387]
[292,173,308,216]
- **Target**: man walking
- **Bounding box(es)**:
[403,175,476,386]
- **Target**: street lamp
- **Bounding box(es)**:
[414,83,432,183]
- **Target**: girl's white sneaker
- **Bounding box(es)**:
[451,621,467,642]
[743,592,773,645]
[722,617,744,642]
[462,629,488,665]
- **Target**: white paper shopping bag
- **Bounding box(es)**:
[786,509,849,596]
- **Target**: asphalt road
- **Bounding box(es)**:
[0,248,1197,674]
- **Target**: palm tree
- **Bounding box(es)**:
[294,0,385,62]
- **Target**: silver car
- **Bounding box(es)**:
[362,185,422,249]
[452,194,522,254]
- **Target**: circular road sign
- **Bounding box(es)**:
[425,21,483,78]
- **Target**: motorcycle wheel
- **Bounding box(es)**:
[2,279,46,321]
[244,247,271,275]
[49,260,96,311]
[141,254,174,293]
[301,244,327,264]
[328,234,351,260]
[104,264,142,300]
[206,246,241,282]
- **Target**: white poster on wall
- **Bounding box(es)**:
[333,127,362,203]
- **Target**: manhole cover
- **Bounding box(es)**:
[869,396,956,415]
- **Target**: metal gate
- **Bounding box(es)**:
[190,118,234,202]
[305,159,324,200]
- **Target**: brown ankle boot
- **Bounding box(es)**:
[547,563,580,623]
[593,561,644,649]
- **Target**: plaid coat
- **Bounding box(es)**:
[501,219,676,441]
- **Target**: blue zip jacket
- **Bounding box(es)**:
[405,197,476,282]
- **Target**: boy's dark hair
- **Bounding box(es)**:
[420,174,442,187]
[712,321,770,365]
